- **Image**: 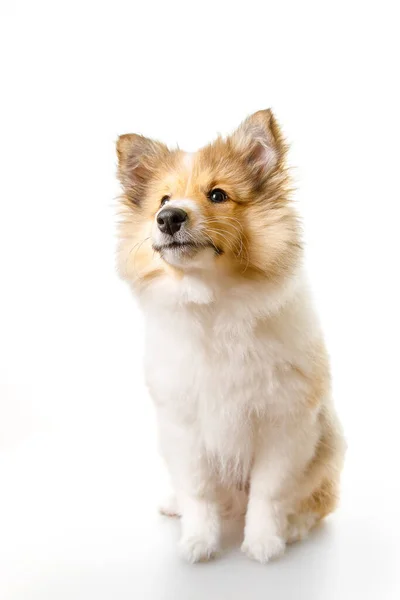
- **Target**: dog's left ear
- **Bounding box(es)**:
[230,109,286,177]
[116,134,169,204]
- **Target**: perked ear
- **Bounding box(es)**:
[116,134,169,204]
[230,109,286,177]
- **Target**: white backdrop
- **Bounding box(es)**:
[1,1,399,598]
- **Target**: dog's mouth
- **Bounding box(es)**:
[153,240,223,255]
[153,241,199,251]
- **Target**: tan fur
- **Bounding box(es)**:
[117,109,301,289]
[294,401,346,534]
[116,110,345,555]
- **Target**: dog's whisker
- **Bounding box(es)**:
[186,229,220,255]
[210,231,238,255]
[204,225,250,267]
[201,217,250,262]
[125,238,147,276]
[131,236,151,276]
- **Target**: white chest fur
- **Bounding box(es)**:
[140,270,320,484]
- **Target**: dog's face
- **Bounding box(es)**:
[117,110,301,288]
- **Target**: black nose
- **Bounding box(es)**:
[157,207,187,236]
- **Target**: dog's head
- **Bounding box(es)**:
[117,110,301,289]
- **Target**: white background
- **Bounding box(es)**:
[1,1,399,598]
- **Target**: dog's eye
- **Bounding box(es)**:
[160,195,170,206]
[209,188,228,203]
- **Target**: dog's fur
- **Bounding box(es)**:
[116,110,346,563]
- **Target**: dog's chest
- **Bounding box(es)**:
[144,302,290,425]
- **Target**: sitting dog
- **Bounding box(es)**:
[116,109,346,563]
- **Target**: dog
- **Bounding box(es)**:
[116,109,346,563]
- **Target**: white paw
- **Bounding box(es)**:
[179,535,219,563]
[241,534,286,563]
[159,495,180,517]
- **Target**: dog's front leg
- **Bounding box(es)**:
[178,489,220,563]
[242,415,318,563]
[159,420,220,563]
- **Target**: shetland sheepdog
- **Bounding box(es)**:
[116,109,345,563]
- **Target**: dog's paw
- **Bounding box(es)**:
[285,512,318,544]
[179,535,219,563]
[159,495,180,517]
[241,533,285,564]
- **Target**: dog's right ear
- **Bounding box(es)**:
[229,109,287,180]
[116,134,169,204]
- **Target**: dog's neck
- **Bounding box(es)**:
[138,261,304,323]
